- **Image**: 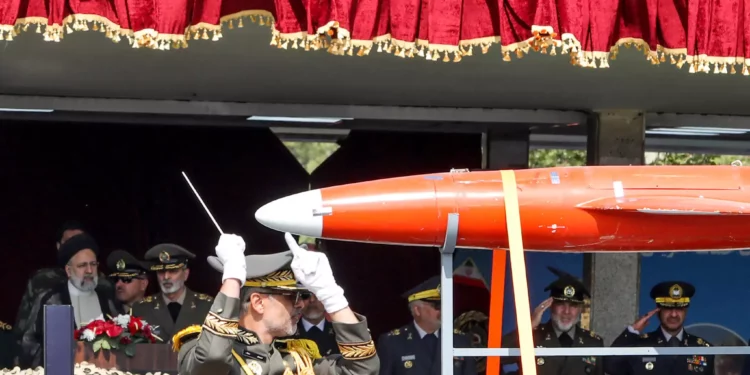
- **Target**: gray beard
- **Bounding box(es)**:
[71,274,98,292]
[160,279,184,294]
[551,314,579,333]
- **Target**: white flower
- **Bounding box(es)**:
[81,329,96,342]
[114,314,131,328]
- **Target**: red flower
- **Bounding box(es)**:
[87,320,106,336]
[128,317,144,335]
[120,336,132,345]
[104,322,123,338]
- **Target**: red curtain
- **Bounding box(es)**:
[1,0,748,73]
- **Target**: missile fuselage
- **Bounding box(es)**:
[255,165,750,252]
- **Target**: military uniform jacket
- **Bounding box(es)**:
[376,322,477,375]
[131,287,213,342]
[177,292,380,375]
[501,322,604,375]
[295,320,340,356]
[603,328,713,375]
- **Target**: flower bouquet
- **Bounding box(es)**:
[74,314,162,357]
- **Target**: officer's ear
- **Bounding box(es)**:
[249,292,266,314]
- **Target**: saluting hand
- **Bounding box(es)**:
[632,308,659,332]
[531,297,554,328]
[284,232,349,313]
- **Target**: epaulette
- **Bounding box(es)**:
[172,325,202,352]
[453,328,466,335]
[387,328,401,336]
[0,321,11,331]
[695,337,710,347]
[140,295,156,304]
[587,330,602,341]
[639,333,649,339]
[195,293,214,302]
[275,338,322,359]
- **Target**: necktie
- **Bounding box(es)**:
[668,337,680,347]
[168,302,181,322]
[559,333,573,347]
[308,326,322,334]
[423,334,438,354]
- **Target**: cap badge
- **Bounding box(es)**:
[645,362,654,370]
[670,284,683,298]
[116,259,126,271]
[159,251,171,263]
[564,285,575,297]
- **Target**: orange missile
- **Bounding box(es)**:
[254,165,750,252]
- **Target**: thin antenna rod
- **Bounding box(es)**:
[181,171,223,234]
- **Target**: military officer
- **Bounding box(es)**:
[604,281,714,375]
[376,276,476,375]
[132,243,213,342]
[501,266,604,375]
[106,250,150,314]
[174,232,379,375]
[295,293,340,356]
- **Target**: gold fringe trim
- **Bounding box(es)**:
[2,15,750,74]
[171,324,202,352]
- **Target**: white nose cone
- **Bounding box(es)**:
[255,189,324,237]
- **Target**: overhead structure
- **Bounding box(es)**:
[2,0,749,74]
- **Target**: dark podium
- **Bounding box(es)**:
[44,306,179,375]
[74,342,179,373]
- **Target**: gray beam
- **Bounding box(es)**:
[584,110,644,346]
[484,130,530,169]
[0,94,588,124]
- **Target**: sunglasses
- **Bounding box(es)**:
[426,301,441,310]
[264,291,312,304]
[111,276,145,284]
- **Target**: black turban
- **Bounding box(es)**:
[58,233,99,267]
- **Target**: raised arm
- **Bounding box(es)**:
[178,234,246,375]
[284,233,379,375]
[177,290,240,375]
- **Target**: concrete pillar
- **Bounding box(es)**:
[482,130,530,169]
[583,110,645,346]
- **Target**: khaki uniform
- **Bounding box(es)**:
[132,288,213,342]
[176,292,379,375]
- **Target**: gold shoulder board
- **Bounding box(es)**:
[277,338,322,360]
[172,325,203,352]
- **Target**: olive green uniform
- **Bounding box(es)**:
[177,292,379,375]
[132,289,213,342]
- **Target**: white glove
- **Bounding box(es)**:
[215,233,247,283]
[284,233,348,313]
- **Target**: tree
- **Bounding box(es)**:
[529,149,750,168]
[529,149,587,168]
[282,141,340,174]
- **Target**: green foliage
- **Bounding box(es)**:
[529,149,587,168]
[529,149,750,168]
[283,141,340,174]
